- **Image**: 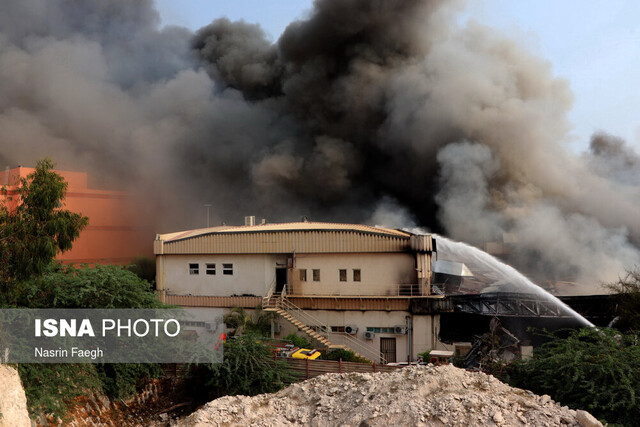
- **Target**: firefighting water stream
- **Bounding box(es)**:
[432,234,595,327]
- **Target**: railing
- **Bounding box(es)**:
[290,283,432,297]
[328,332,387,364]
[277,290,386,363]
[262,278,277,308]
[279,357,400,381]
[279,292,331,339]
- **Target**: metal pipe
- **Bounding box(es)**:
[406,315,412,362]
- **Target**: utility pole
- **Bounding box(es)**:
[204,204,212,227]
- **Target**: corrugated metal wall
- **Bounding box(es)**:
[288,297,410,311]
[157,231,413,255]
[164,295,261,308]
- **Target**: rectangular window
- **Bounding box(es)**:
[312,269,320,281]
[353,269,361,282]
[299,269,307,281]
[339,269,347,282]
[223,263,233,275]
[189,263,199,275]
[206,263,216,275]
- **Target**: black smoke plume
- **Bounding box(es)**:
[1,0,638,292]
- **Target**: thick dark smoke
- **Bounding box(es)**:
[1,0,639,293]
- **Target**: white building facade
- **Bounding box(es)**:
[154,221,449,363]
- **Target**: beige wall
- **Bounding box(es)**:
[160,251,417,297]
[292,253,416,296]
[173,305,446,363]
[161,254,283,296]
[275,310,443,363]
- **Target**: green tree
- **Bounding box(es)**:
[508,328,640,425]
[604,268,640,332]
[16,263,164,309]
[16,264,167,418]
[202,333,295,397]
[223,306,275,336]
[0,160,163,419]
[125,256,156,285]
[0,158,88,294]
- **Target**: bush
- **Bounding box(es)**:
[202,333,295,397]
[15,264,167,417]
[325,348,370,363]
[284,333,312,349]
[417,350,430,361]
[15,263,164,309]
[19,364,101,419]
[507,328,640,425]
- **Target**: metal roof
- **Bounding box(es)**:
[154,222,423,255]
[158,222,411,242]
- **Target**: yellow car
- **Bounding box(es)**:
[291,348,321,360]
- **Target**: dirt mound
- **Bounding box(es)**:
[174,364,602,427]
[0,364,31,427]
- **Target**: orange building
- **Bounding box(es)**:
[0,166,153,264]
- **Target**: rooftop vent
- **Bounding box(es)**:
[244,216,256,226]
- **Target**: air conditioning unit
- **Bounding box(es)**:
[394,326,407,334]
[345,325,358,334]
[364,331,376,340]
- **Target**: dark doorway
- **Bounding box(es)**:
[276,268,287,294]
[380,337,396,363]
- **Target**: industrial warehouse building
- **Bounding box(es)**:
[154,219,455,363]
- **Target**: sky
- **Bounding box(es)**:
[155,0,640,153]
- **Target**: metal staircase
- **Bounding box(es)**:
[263,281,386,364]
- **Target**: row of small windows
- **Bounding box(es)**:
[189,263,233,275]
[298,269,361,282]
[366,327,395,333]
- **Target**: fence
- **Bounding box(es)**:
[278,356,402,380]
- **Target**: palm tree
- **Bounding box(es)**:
[223,305,277,336]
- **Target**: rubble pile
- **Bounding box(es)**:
[175,365,602,427]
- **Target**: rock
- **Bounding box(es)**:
[173,365,604,427]
[576,410,603,427]
[0,365,31,427]
[492,411,504,425]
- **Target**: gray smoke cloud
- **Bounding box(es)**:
[0,0,639,293]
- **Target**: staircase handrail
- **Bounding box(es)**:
[278,292,386,363]
[279,295,330,339]
[329,332,387,364]
[262,278,277,308]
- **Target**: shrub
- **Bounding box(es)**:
[15,264,167,417]
[284,333,312,349]
[325,348,370,363]
[507,328,640,425]
[18,364,101,419]
[202,333,295,397]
